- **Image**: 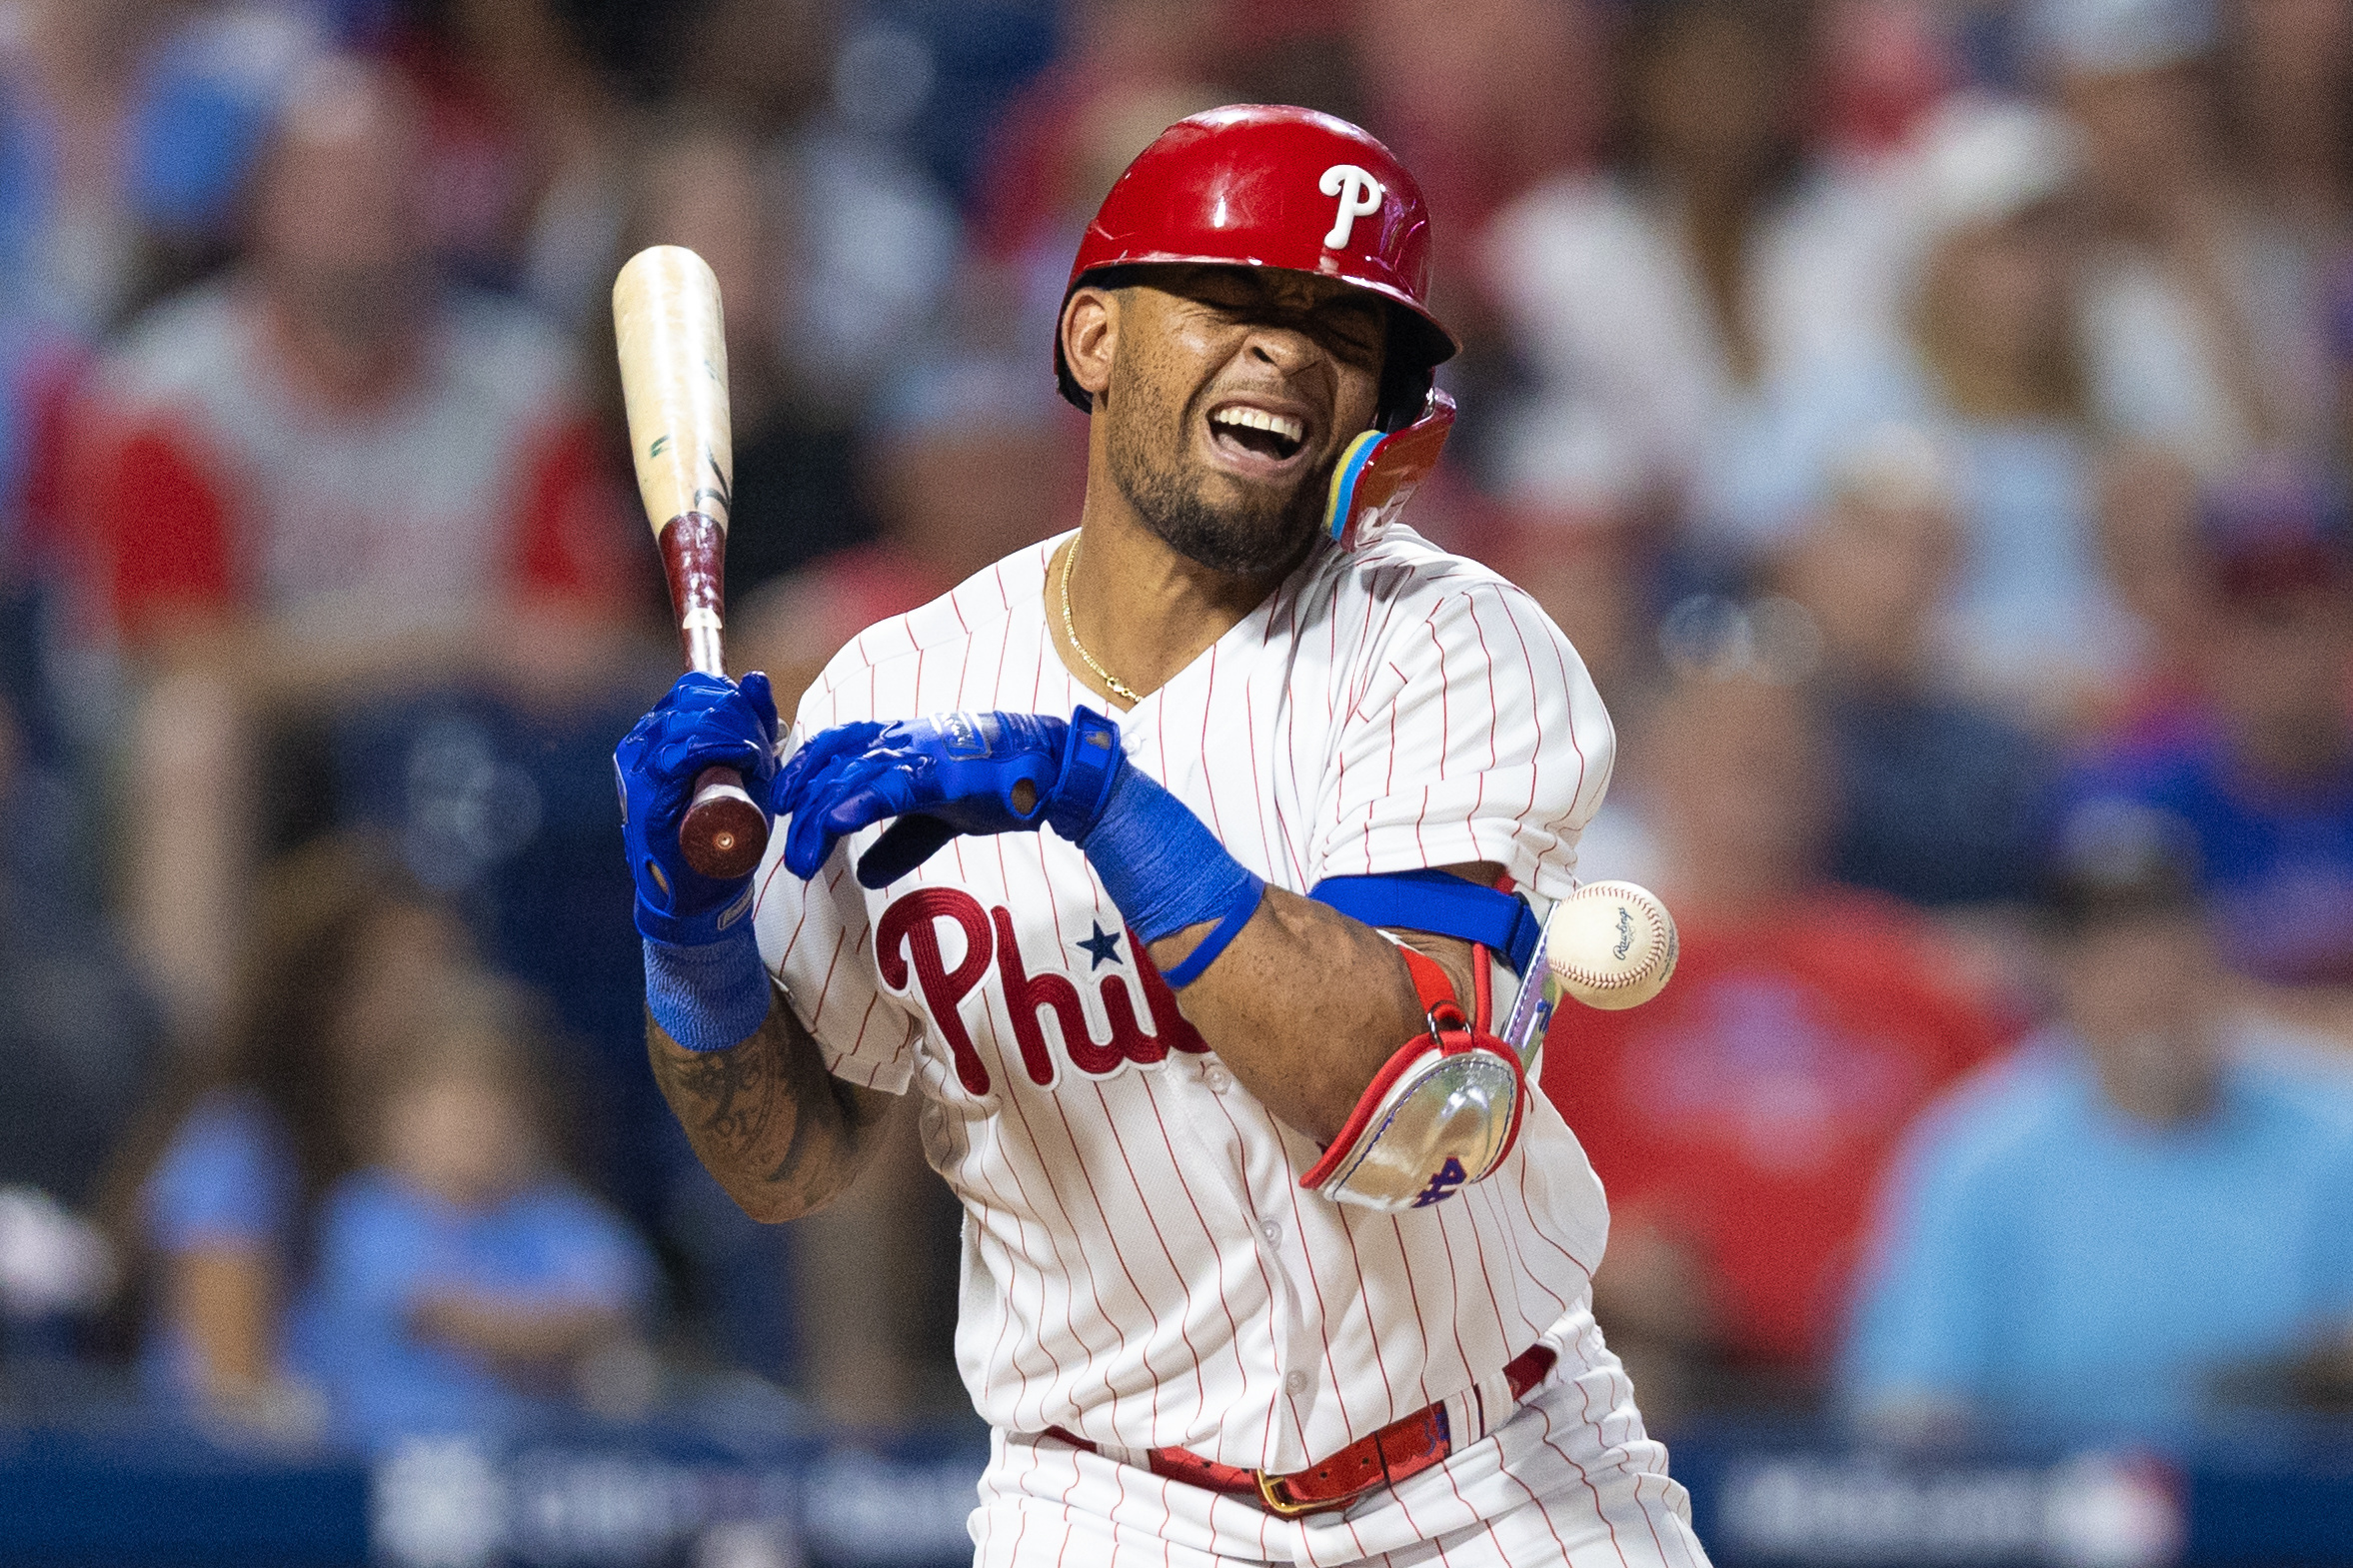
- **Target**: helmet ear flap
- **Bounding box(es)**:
[1375,338,1434,433]
[1323,388,1455,551]
[1374,300,1452,431]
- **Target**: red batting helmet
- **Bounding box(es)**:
[1054,104,1461,551]
[1053,104,1459,419]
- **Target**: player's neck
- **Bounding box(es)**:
[1054,485,1293,710]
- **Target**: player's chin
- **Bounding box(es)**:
[1164,492,1321,576]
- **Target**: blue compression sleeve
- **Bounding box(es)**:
[1076,763,1265,964]
[643,925,773,1053]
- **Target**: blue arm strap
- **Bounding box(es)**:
[1308,869,1541,975]
[1157,876,1265,988]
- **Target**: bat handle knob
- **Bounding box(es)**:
[681,766,769,880]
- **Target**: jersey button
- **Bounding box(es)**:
[1285,1370,1310,1397]
[1204,1065,1233,1094]
[1258,1218,1281,1246]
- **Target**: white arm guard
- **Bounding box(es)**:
[1299,943,1533,1211]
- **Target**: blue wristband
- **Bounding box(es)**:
[1075,762,1263,948]
[643,925,773,1053]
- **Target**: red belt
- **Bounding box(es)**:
[1047,1343,1557,1518]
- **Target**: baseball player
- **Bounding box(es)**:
[617,106,1709,1567]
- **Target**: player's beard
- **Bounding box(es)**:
[1105,373,1324,578]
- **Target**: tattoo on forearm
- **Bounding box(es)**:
[664,1035,781,1143]
[647,1002,888,1220]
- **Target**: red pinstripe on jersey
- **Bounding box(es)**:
[753,528,1616,1477]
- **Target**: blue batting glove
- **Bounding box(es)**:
[777,708,1125,887]
[616,671,781,944]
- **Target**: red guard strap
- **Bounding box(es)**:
[1299,942,1522,1193]
[1394,941,1496,1033]
[1396,943,1464,1027]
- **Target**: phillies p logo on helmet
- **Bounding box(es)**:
[1318,164,1385,249]
[1052,104,1459,439]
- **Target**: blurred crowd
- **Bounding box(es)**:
[0,0,2351,1462]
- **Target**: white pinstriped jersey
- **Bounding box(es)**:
[753,526,1618,1475]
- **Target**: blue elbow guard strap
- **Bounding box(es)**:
[643,925,773,1052]
[1074,760,1264,986]
[1308,869,1541,974]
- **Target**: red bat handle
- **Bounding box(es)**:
[663,511,770,880]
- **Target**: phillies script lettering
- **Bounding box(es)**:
[876,889,1208,1095]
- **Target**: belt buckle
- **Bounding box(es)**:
[1255,1469,1344,1519]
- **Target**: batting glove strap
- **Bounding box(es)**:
[1299,944,1527,1211]
[644,924,773,1053]
[1043,706,1125,841]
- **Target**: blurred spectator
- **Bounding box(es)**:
[62,55,638,1039]
[301,978,656,1447]
[2093,443,2219,745]
[669,0,961,414]
[0,0,321,336]
[1773,429,2057,906]
[2219,0,2353,256]
[1809,0,1956,156]
[1843,799,2353,1436]
[2333,258,2353,471]
[1481,0,1905,532]
[0,600,159,1209]
[973,1,1234,356]
[0,1184,116,1327]
[104,835,472,1423]
[1755,96,2142,715]
[612,116,876,597]
[683,0,837,141]
[2062,462,2353,1005]
[1542,672,2004,1427]
[1480,505,1660,707]
[1349,0,1605,272]
[734,352,1080,711]
[384,0,634,321]
[2039,0,2333,470]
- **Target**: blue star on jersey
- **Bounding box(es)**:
[1077,921,1125,970]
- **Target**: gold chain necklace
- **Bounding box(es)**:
[1059,533,1143,706]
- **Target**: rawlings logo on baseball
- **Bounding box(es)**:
[1547,881,1679,1011]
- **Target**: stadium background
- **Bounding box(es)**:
[0,0,2351,1562]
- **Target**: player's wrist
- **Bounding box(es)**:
[1074,761,1263,976]
[642,922,772,1052]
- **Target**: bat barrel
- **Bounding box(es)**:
[615,247,762,879]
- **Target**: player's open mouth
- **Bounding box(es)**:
[1207,403,1308,467]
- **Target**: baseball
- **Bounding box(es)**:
[1546,880,1678,1010]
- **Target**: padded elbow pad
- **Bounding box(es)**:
[1299,944,1527,1211]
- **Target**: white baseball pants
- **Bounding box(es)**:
[969,1308,1712,1567]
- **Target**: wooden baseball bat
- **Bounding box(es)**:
[613,245,767,881]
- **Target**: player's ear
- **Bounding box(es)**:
[1061,287,1119,408]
